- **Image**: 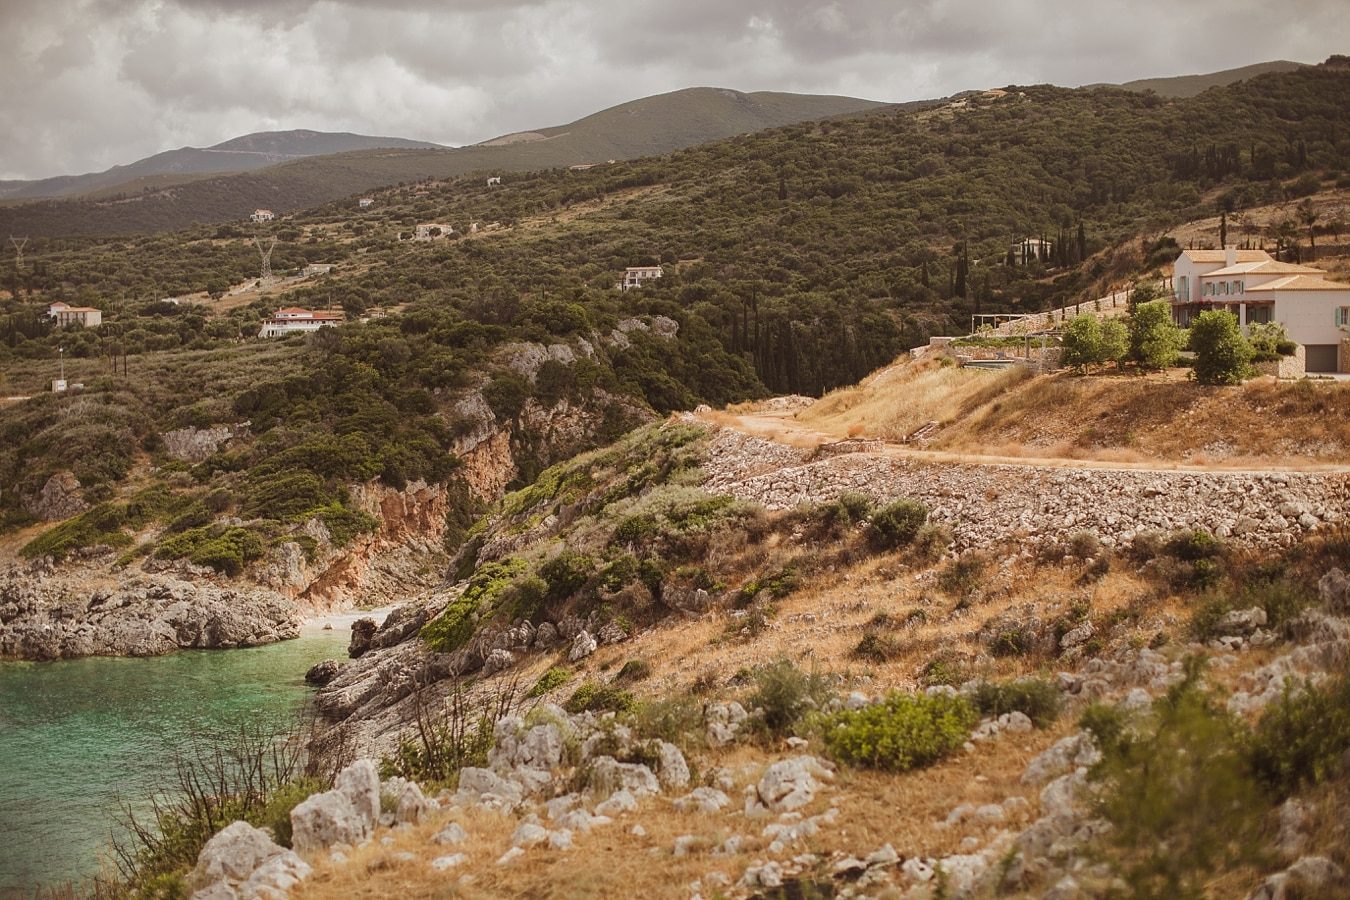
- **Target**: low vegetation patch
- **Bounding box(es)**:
[746,658,835,739]
[820,692,977,772]
[970,678,1062,727]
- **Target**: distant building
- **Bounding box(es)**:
[250,209,275,223]
[303,264,335,277]
[258,307,345,338]
[413,223,453,241]
[618,265,664,291]
[1009,238,1053,265]
[358,198,374,208]
[47,301,102,328]
[1171,247,1350,373]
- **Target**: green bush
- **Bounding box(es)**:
[564,681,635,715]
[746,658,835,738]
[1091,660,1266,898]
[937,552,989,598]
[970,678,1062,727]
[628,696,704,748]
[526,666,571,698]
[1190,310,1253,386]
[911,523,952,563]
[821,692,977,771]
[155,525,265,576]
[1190,576,1315,640]
[853,629,904,662]
[1078,702,1130,757]
[737,566,800,605]
[420,557,528,652]
[1165,529,1223,562]
[867,499,928,550]
[1246,667,1350,797]
[613,658,653,684]
[1129,299,1186,370]
[539,550,595,602]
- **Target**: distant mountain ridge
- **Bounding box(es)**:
[0,88,886,237]
[1106,60,1308,98]
[0,130,446,202]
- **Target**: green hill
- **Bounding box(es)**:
[0,89,885,238]
[1112,60,1308,98]
[0,130,446,203]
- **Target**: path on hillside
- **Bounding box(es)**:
[697,408,1350,475]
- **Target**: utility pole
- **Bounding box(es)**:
[9,236,27,272]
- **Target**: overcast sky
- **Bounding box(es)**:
[0,0,1344,181]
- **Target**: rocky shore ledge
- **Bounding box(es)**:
[0,561,301,660]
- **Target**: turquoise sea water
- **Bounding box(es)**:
[0,627,350,894]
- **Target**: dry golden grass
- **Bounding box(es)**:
[745,353,1350,469]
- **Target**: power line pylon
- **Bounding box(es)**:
[253,236,277,284]
[9,236,27,272]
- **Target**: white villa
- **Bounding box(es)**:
[358,198,374,209]
[258,307,345,338]
[1171,247,1350,373]
[618,265,664,291]
[250,209,276,223]
[302,263,335,277]
[47,301,102,328]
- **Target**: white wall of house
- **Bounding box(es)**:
[1271,291,1350,349]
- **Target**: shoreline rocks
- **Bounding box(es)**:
[0,565,301,661]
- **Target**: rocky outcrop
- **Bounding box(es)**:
[23,471,87,521]
[0,564,300,660]
[253,478,449,611]
[189,820,310,900]
[159,422,249,463]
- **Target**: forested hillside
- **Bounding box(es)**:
[0,88,884,238]
[1,61,1347,546]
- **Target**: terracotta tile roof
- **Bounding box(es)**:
[1179,249,1273,263]
[1203,260,1322,277]
[1244,274,1350,292]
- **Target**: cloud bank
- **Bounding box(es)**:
[0,0,1344,180]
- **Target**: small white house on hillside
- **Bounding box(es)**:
[250,209,275,223]
[1171,247,1350,373]
[358,198,374,209]
[618,265,663,291]
[47,302,102,328]
[258,307,344,338]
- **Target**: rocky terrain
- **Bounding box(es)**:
[0,560,300,659]
[186,569,1350,899]
[696,422,1350,550]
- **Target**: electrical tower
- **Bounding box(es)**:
[9,236,27,272]
[253,236,277,284]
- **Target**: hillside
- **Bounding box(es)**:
[0,130,446,203]
[1115,59,1308,98]
[150,408,1350,899]
[0,88,885,238]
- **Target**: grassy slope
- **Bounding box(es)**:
[794,356,1350,465]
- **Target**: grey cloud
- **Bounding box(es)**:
[0,0,1344,180]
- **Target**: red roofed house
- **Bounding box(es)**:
[47,301,103,328]
[259,307,345,338]
[1171,247,1350,373]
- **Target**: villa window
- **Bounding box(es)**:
[1337,307,1350,327]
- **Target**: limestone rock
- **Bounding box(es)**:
[655,741,690,790]
[348,618,378,659]
[189,821,311,900]
[567,630,597,662]
[588,758,659,798]
[304,659,342,686]
[746,756,834,816]
[395,781,432,825]
[290,761,381,853]
[25,471,87,521]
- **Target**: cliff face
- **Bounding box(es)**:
[255,479,451,613]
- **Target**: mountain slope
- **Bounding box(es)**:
[0,88,885,238]
[1112,59,1307,97]
[0,130,447,202]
